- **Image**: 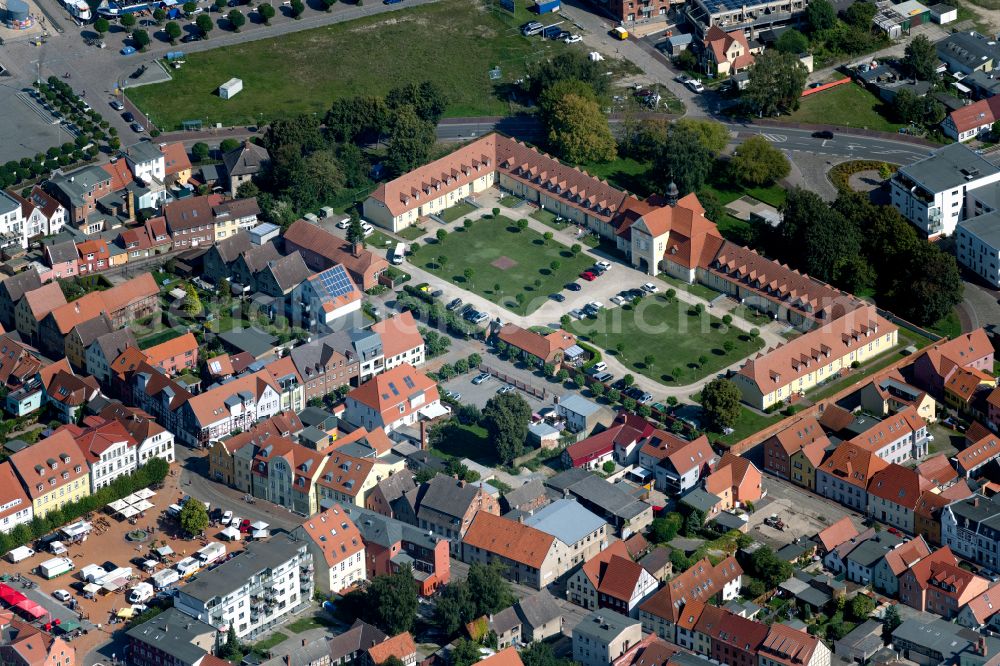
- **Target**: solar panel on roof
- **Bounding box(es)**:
[316,266,355,300]
[388,382,400,396]
[403,376,415,389]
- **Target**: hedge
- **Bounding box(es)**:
[578,341,603,369]
[0,457,170,557]
[828,160,898,193]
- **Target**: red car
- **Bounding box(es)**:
[579,271,596,281]
[239,519,252,533]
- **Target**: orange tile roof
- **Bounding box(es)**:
[579,540,632,589]
[206,354,234,378]
[9,430,88,500]
[186,370,278,427]
[921,328,993,381]
[479,647,525,666]
[915,490,951,521]
[960,584,1000,625]
[597,554,647,602]
[638,556,742,623]
[0,462,30,523]
[798,440,828,467]
[737,306,895,396]
[50,274,157,334]
[957,432,1000,474]
[674,598,706,631]
[767,417,827,455]
[867,463,933,510]
[904,546,959,589]
[370,311,424,360]
[704,452,760,500]
[695,606,767,651]
[143,332,198,367]
[948,96,1000,134]
[759,623,821,666]
[366,632,416,665]
[818,441,888,490]
[497,324,576,362]
[299,504,364,570]
[22,283,67,321]
[816,516,859,552]
[462,512,555,569]
[69,418,137,463]
[315,452,375,499]
[347,363,439,425]
[101,158,133,191]
[882,536,931,576]
[945,366,994,402]
[160,142,192,176]
[917,454,959,487]
[110,346,151,381]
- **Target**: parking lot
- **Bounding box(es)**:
[746,477,861,550]
[441,368,551,414]
[0,88,79,162]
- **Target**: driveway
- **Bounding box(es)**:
[957,275,1000,335]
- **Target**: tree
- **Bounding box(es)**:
[385,106,435,177]
[649,513,683,543]
[729,135,791,186]
[682,508,704,536]
[643,354,655,368]
[152,7,165,22]
[884,242,962,326]
[883,604,902,635]
[675,118,729,153]
[165,20,182,42]
[183,0,196,11]
[121,13,136,28]
[482,392,531,464]
[284,150,345,211]
[891,88,944,125]
[701,378,742,429]
[257,2,275,22]
[525,51,609,100]
[749,546,794,588]
[805,0,835,31]
[196,12,213,36]
[774,187,859,284]
[654,123,714,195]
[94,17,109,34]
[214,0,226,10]
[743,50,809,117]
[228,9,245,30]
[131,28,150,50]
[183,283,203,316]
[602,460,616,474]
[347,215,366,246]
[289,0,304,16]
[178,499,209,537]
[192,142,210,163]
[363,566,418,634]
[538,78,598,119]
[466,562,515,615]
[451,639,483,666]
[546,93,617,163]
[220,138,241,153]
[386,80,449,124]
[903,34,938,81]
[326,96,389,144]
[844,0,877,28]
[463,267,474,287]
[219,626,242,660]
[521,643,574,666]
[776,28,809,55]
[550,260,560,272]
[849,594,876,621]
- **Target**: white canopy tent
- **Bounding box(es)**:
[135,488,156,500]
[107,499,129,513]
[132,500,154,513]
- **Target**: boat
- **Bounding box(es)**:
[65,0,91,20]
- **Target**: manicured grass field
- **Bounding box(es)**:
[254,632,289,651]
[567,296,765,385]
[438,201,479,223]
[410,216,592,315]
[779,83,904,133]
[128,0,562,130]
[430,422,498,466]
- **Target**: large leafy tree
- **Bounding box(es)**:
[525,51,609,99]
[903,35,939,81]
[386,80,449,125]
[748,545,793,588]
[263,114,325,156]
[776,187,860,285]
[363,566,418,634]
[284,150,344,212]
[805,0,836,31]
[675,118,729,154]
[729,135,790,186]
[700,378,742,429]
[521,642,575,666]
[482,392,531,464]
[451,639,483,666]
[844,0,877,27]
[178,499,209,537]
[433,563,515,637]
[654,123,714,195]
[743,51,809,117]
[546,93,617,163]
[195,12,213,36]
[884,242,962,326]
[385,106,435,177]
[326,96,389,144]
[776,28,809,54]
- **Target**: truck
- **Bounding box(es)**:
[391,242,407,265]
[175,557,201,577]
[128,582,154,604]
[196,542,226,567]
[38,557,74,579]
[611,26,628,39]
[7,546,34,563]
[151,568,180,590]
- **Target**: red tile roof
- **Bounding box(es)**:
[917,454,959,487]
[9,430,88,500]
[882,536,932,576]
[462,512,555,569]
[346,363,439,426]
[366,632,416,665]
[759,623,822,666]
[299,504,364,571]
[816,516,860,552]
[369,311,424,360]
[0,462,30,524]
[638,556,742,623]
[957,432,1000,474]
[817,441,888,490]
[498,324,576,362]
[948,96,1000,134]
[867,463,933,510]
[767,417,827,455]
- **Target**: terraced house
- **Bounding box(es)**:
[8,430,89,518]
[942,494,1000,572]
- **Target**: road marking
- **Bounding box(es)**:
[759,133,787,143]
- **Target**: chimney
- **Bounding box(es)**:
[978,637,988,656]
[352,242,362,258]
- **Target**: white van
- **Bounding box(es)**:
[7,546,35,563]
[151,568,180,590]
[128,582,154,604]
[391,242,406,265]
[175,557,201,577]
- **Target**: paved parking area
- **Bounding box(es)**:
[441,369,551,413]
[0,84,77,162]
[747,477,861,549]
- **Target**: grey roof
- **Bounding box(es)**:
[0,191,19,217]
[251,222,279,238]
[48,164,113,207]
[558,393,601,417]
[515,590,563,629]
[573,610,640,642]
[219,328,278,358]
[259,636,329,666]
[123,140,163,165]
[242,241,282,274]
[92,328,138,361]
[776,542,807,562]
[290,332,352,380]
[418,474,486,521]
[892,616,975,657]
[72,314,113,346]
[328,619,388,663]
[937,31,1000,72]
[214,231,253,264]
[523,499,606,546]
[961,69,1000,96]
[712,511,748,532]
[179,534,304,602]
[669,655,717,666]
[845,532,903,568]
[545,470,651,522]
[0,271,41,302]
[503,479,548,512]
[897,142,1000,193]
[340,504,442,551]
[491,607,522,635]
[959,210,1000,249]
[639,546,672,575]
[945,493,1000,531]
[372,469,416,505]
[46,239,79,264]
[297,406,338,430]
[265,252,311,292]
[335,441,376,459]
[223,141,271,178]
[839,619,885,650]
[126,607,214,666]
[680,487,722,514]
[529,422,560,439]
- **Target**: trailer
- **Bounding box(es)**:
[196,542,226,567]
[218,78,243,100]
[80,564,107,583]
[38,557,74,579]
[7,546,34,563]
[151,568,180,590]
[175,557,201,577]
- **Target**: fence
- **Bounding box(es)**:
[799,77,851,98]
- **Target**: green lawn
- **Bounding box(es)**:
[286,616,337,634]
[779,83,904,133]
[567,296,765,385]
[254,632,289,652]
[410,216,592,315]
[128,0,564,129]
[659,274,721,303]
[430,422,498,466]
[365,230,395,252]
[530,208,571,231]
[709,407,780,447]
[398,225,428,241]
[438,201,479,223]
[929,310,962,339]
[138,329,186,350]
[579,157,654,197]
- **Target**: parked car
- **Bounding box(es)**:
[52,589,71,602]
[579,271,596,281]
[588,362,608,373]
[595,260,611,270]
[570,308,586,319]
[472,312,489,324]
[239,518,252,533]
[431,288,444,298]
[521,20,543,35]
[812,130,834,139]
[642,282,659,294]
[549,293,566,302]
[497,384,515,394]
[472,372,491,385]
[675,73,691,84]
[566,282,582,291]
[221,510,233,525]
[556,30,571,40]
[564,34,582,43]
[181,33,202,43]
[687,79,705,93]
[443,389,461,401]
[588,301,604,311]
[130,122,145,133]
[592,371,613,383]
[610,295,627,306]
[122,111,134,122]
[110,100,124,111]
[336,218,351,229]
[446,297,463,311]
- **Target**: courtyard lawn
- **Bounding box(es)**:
[567,296,765,385]
[410,216,593,315]
[429,422,498,466]
[530,208,571,231]
[254,632,289,652]
[127,0,563,130]
[398,225,428,241]
[778,83,904,133]
[438,201,479,223]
